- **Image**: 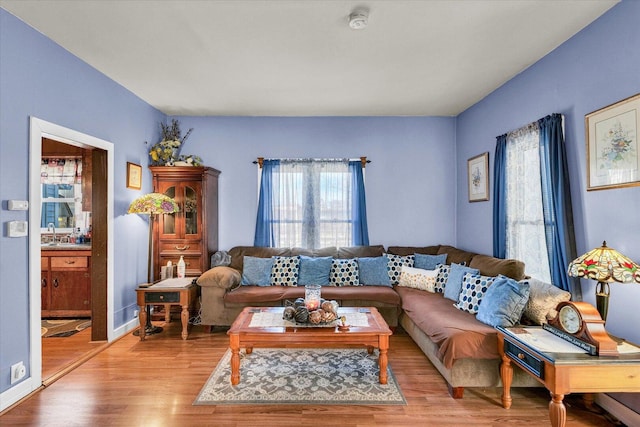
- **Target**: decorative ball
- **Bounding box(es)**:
[321,310,337,322]
[294,306,309,323]
[282,306,296,321]
[308,310,322,324]
[294,298,306,308]
[321,301,336,314]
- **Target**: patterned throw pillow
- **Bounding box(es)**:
[455,272,496,314]
[270,256,300,287]
[443,263,480,301]
[386,254,415,285]
[398,266,438,292]
[330,259,360,286]
[434,263,450,293]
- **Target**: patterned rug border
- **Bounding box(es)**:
[194,348,406,406]
[41,319,91,338]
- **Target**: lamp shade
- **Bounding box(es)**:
[567,241,640,284]
[127,193,179,215]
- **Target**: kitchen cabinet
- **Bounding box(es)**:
[41,249,91,317]
[150,166,220,280]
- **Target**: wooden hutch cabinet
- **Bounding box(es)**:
[150,166,220,280]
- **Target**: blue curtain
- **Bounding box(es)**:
[538,114,580,296]
[492,134,507,259]
[254,159,279,247]
[349,160,370,246]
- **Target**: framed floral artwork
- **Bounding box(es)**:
[126,162,142,190]
[467,152,489,202]
[586,93,640,191]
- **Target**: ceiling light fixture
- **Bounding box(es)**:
[349,11,368,30]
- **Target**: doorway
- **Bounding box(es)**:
[28,117,115,390]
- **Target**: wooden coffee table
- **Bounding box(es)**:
[227,306,392,385]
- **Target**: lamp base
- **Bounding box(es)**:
[595,281,610,322]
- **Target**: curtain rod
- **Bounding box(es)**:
[253,157,371,168]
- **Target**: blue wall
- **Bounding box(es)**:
[0,9,164,394]
[456,0,640,344]
[169,116,457,250]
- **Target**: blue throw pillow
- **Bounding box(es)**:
[476,276,531,327]
[358,256,391,286]
[298,256,332,286]
[443,263,479,301]
[241,256,273,286]
[414,253,448,270]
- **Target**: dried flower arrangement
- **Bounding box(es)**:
[148,119,202,166]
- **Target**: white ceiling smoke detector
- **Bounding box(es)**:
[348,11,368,30]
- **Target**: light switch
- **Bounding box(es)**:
[8,200,29,210]
[7,221,28,237]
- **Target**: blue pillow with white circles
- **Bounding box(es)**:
[434,263,450,293]
[455,272,496,314]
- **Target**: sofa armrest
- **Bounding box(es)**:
[197,266,241,291]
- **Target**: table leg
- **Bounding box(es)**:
[230,335,240,385]
[138,304,147,341]
[165,304,171,322]
[378,335,389,385]
[549,393,566,427]
[500,353,513,409]
[180,304,189,340]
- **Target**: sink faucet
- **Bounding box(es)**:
[47,223,56,243]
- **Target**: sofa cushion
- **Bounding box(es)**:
[330,258,360,286]
[386,245,441,256]
[291,247,339,258]
[386,254,415,285]
[414,253,448,270]
[437,245,475,266]
[397,287,499,368]
[298,256,332,286]
[197,266,241,289]
[469,254,526,281]
[337,245,385,259]
[443,263,479,301]
[477,276,530,327]
[434,263,450,293]
[270,256,300,287]
[358,256,391,286]
[241,256,274,286]
[398,266,438,292]
[522,278,571,325]
[454,272,496,314]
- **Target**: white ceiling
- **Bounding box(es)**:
[1,0,618,116]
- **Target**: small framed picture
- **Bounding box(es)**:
[586,93,640,191]
[467,152,489,202]
[126,162,142,190]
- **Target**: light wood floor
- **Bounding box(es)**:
[2,321,622,426]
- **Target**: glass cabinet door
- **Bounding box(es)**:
[161,185,177,236]
[184,185,198,235]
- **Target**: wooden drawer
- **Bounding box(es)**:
[50,256,88,269]
[41,257,49,269]
[159,255,203,276]
[159,241,202,255]
[504,339,545,380]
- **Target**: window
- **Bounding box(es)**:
[254,159,369,249]
[504,124,551,282]
[40,158,89,233]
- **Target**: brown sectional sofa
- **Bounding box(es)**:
[196,244,540,398]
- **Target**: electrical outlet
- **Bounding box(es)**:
[134,310,139,318]
[10,361,26,384]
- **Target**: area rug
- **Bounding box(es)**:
[41,319,91,338]
[194,348,406,405]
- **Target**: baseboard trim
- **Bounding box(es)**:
[596,393,640,426]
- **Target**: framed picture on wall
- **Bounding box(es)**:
[586,93,640,191]
[467,152,489,202]
[126,162,142,190]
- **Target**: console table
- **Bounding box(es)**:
[497,326,640,427]
[136,278,199,340]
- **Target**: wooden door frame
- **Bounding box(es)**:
[28,117,115,390]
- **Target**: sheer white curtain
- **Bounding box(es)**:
[271,159,352,249]
[505,124,552,282]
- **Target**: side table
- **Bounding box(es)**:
[497,326,640,427]
[136,278,199,340]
